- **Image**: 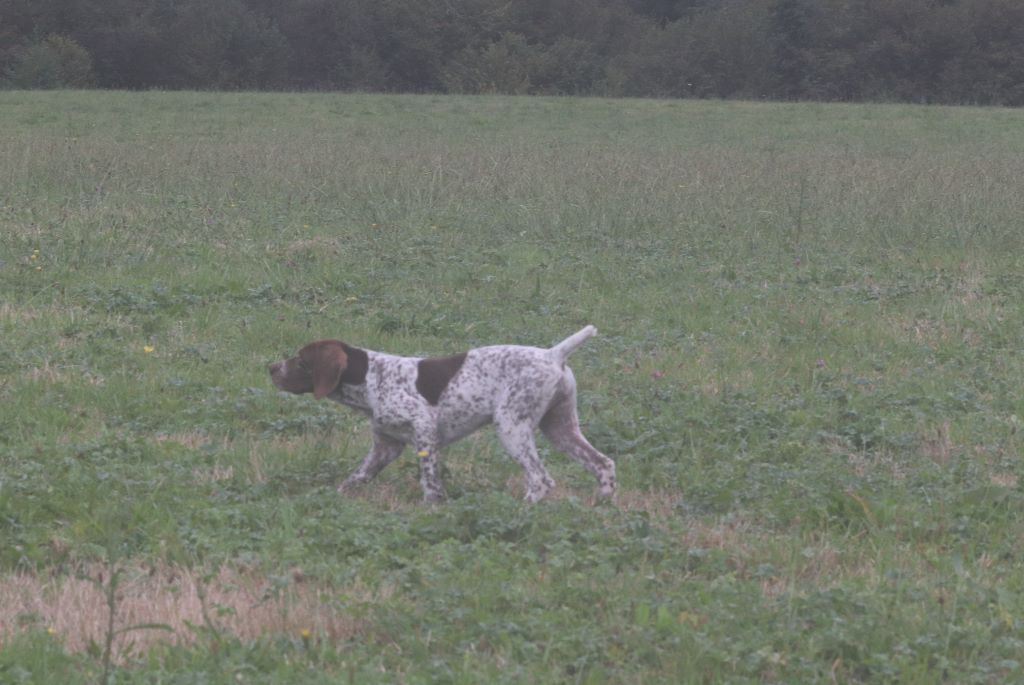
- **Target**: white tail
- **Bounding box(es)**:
[548,325,597,363]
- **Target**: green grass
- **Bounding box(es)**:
[3,90,1024,683]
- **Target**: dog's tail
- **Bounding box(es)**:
[548,325,597,364]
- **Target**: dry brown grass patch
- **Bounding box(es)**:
[990,472,1019,488]
[24,365,106,386]
[0,563,387,656]
[824,437,906,482]
[153,431,213,450]
[341,479,423,512]
[615,488,683,518]
[919,421,954,466]
[0,302,70,323]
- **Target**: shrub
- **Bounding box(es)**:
[5,35,96,89]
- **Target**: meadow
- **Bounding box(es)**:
[2,91,1024,684]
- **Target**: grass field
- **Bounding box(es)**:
[3,91,1024,683]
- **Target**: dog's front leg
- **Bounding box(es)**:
[415,443,445,503]
[338,432,405,494]
[411,417,445,502]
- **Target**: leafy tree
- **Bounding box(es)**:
[443,32,534,94]
[83,14,170,89]
[1,0,1024,103]
[6,33,95,88]
[769,0,813,98]
[532,36,603,94]
[160,0,289,89]
[941,0,1024,105]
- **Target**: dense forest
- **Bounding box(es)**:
[3,0,1024,104]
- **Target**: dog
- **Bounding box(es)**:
[269,325,615,502]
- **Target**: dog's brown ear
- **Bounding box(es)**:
[300,340,348,399]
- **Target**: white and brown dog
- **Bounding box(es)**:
[269,326,615,503]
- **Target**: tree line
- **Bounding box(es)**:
[3,0,1024,105]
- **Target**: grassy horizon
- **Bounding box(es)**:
[3,90,1024,683]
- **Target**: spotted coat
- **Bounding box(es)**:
[269,325,616,503]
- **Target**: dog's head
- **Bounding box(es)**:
[269,340,348,399]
